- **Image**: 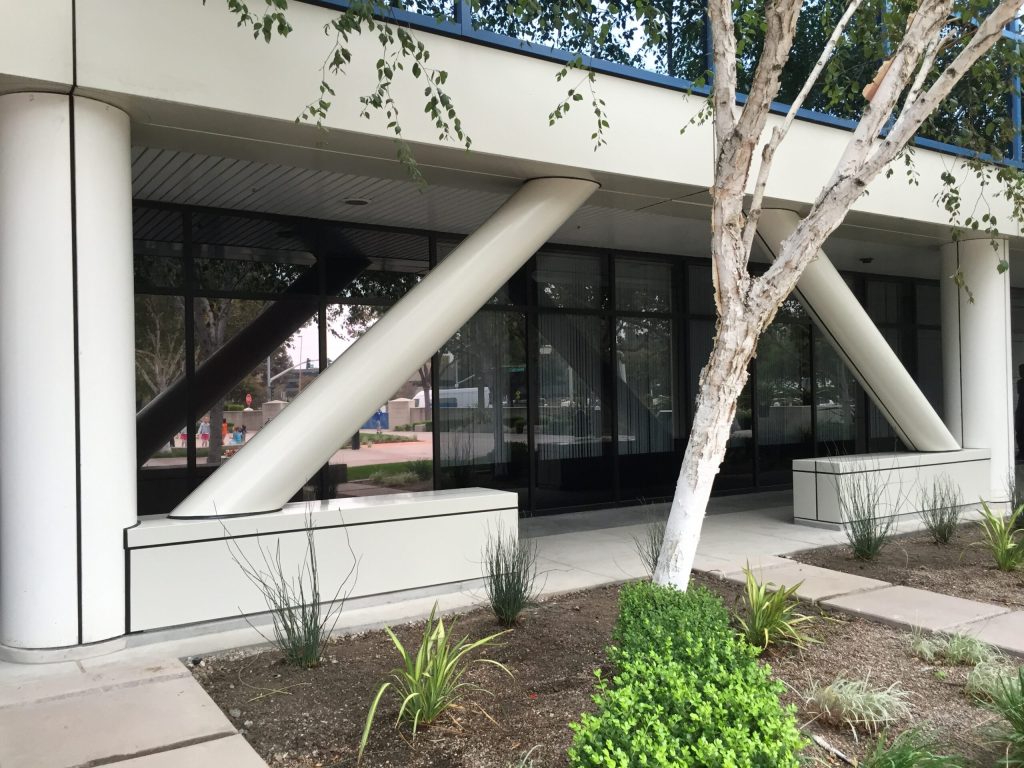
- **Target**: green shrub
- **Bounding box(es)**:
[613,581,731,658]
[967,661,1019,702]
[483,529,538,626]
[408,459,432,480]
[367,470,420,487]
[918,475,963,545]
[736,567,814,652]
[359,603,510,761]
[975,502,1024,572]
[861,728,965,768]
[569,583,805,768]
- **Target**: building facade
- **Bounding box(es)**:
[0,0,1020,654]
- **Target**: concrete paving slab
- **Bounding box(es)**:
[954,611,1024,656]
[722,560,890,603]
[0,657,192,710]
[822,586,1010,632]
[0,676,235,768]
[693,554,794,578]
[108,735,266,767]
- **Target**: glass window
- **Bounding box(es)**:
[916,283,941,326]
[535,253,607,310]
[687,264,716,315]
[865,280,907,325]
[436,311,528,507]
[756,320,812,484]
[813,330,860,456]
[616,259,672,313]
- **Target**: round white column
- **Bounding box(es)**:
[941,236,1013,501]
[74,96,137,645]
[0,93,135,652]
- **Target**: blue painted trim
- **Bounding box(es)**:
[295,0,1024,168]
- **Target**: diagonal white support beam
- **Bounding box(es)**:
[170,177,598,518]
[758,209,959,453]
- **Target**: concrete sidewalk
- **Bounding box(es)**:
[2,495,1020,767]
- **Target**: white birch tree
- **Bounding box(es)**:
[214,0,1024,588]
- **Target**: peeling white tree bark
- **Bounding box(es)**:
[654,0,1024,589]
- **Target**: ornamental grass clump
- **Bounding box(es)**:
[860,728,965,768]
[631,513,667,577]
[736,566,814,652]
[838,471,895,560]
[358,603,511,762]
[483,528,539,626]
[569,582,806,767]
[804,677,911,735]
[228,519,355,669]
[979,666,1024,766]
[975,502,1024,572]
[966,661,1020,703]
[909,629,999,667]
[918,475,963,545]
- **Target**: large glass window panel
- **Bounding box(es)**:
[916,328,944,416]
[687,264,716,315]
[535,253,607,310]
[813,330,860,456]
[757,320,813,484]
[534,314,613,509]
[916,283,941,326]
[437,311,529,507]
[688,319,753,490]
[134,207,184,291]
[617,318,677,499]
[865,280,907,325]
[323,305,434,500]
[615,259,672,313]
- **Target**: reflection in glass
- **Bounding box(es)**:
[756,319,812,484]
[616,259,672,313]
[618,318,676,499]
[814,330,859,456]
[534,313,612,508]
[535,253,607,310]
[437,312,529,506]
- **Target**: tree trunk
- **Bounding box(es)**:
[653,310,758,588]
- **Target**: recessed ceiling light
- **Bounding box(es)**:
[344,198,371,206]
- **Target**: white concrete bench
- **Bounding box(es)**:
[126,488,518,633]
[792,449,991,527]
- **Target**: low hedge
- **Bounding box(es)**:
[568,582,806,768]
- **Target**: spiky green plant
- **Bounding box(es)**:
[483,528,538,626]
[736,567,814,652]
[975,502,1024,572]
[837,471,895,560]
[632,515,666,577]
[918,475,963,545]
[804,677,911,735]
[358,603,511,762]
[860,728,965,768]
[980,666,1024,766]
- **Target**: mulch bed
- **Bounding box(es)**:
[793,523,1024,609]
[194,574,1005,768]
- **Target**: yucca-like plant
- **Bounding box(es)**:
[975,502,1024,572]
[804,677,911,735]
[736,567,814,652]
[837,471,895,560]
[918,475,963,545]
[632,514,667,577]
[483,528,538,626]
[860,728,965,768]
[358,603,511,762]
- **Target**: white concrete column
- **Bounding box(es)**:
[171,177,598,518]
[942,237,1013,501]
[0,93,136,651]
[758,209,959,453]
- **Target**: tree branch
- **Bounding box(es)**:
[740,0,870,257]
